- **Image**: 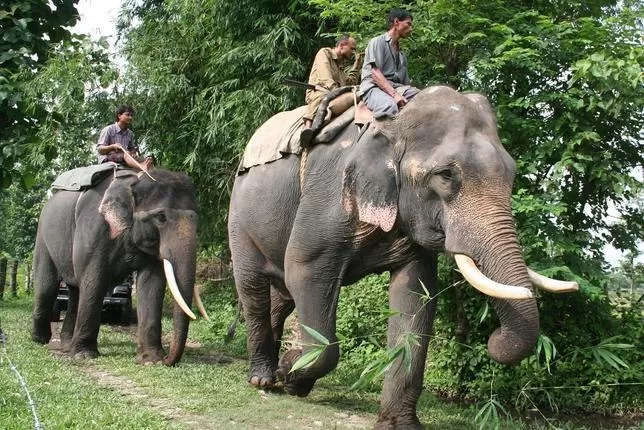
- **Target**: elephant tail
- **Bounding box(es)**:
[225,301,243,343]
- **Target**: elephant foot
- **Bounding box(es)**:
[31,331,51,345]
[136,348,165,365]
[31,322,51,345]
[276,349,316,397]
[72,348,100,360]
[60,340,72,353]
[248,363,275,389]
[375,413,423,430]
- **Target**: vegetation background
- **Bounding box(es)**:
[0,0,642,428]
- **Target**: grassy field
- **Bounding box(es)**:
[0,296,639,430]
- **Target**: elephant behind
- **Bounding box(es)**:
[228,86,578,429]
[32,168,205,365]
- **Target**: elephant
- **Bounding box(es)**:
[31,168,207,365]
[228,85,579,428]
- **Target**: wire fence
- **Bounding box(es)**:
[0,318,42,430]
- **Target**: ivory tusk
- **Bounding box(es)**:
[528,269,579,293]
[163,259,196,320]
[194,284,211,321]
[454,254,534,300]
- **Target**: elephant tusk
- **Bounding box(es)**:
[454,254,534,300]
[528,268,579,293]
[194,284,211,321]
[163,259,197,320]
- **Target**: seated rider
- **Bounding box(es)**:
[301,34,362,147]
[359,8,419,119]
[96,105,154,171]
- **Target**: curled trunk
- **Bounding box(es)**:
[447,208,539,365]
[160,211,198,366]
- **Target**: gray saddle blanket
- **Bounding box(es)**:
[52,163,126,191]
[237,105,356,174]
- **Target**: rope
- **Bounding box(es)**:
[299,146,309,194]
[0,319,43,430]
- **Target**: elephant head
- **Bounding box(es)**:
[99,169,206,365]
[342,86,577,365]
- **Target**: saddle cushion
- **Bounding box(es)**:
[51,163,134,191]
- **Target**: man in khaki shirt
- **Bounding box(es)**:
[301,34,362,146]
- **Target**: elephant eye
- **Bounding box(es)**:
[154,213,167,224]
[437,169,453,180]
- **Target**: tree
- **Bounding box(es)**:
[0,0,81,187]
[0,255,6,299]
[117,0,325,245]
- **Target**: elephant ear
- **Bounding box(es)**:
[341,125,399,232]
[99,176,138,239]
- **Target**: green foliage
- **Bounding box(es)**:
[22,36,118,173]
[117,0,322,245]
[0,0,80,187]
[0,181,46,261]
[336,273,389,358]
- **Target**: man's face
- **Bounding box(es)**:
[395,18,413,38]
[118,111,133,126]
[338,38,357,60]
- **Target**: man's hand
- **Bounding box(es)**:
[353,52,363,68]
[393,92,408,108]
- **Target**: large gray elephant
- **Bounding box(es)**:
[228,86,578,428]
[32,168,206,365]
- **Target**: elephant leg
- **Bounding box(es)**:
[376,252,438,430]
[231,235,276,388]
[70,277,109,359]
[60,286,79,353]
[270,283,295,363]
[278,257,343,397]
[31,246,59,345]
[136,266,166,364]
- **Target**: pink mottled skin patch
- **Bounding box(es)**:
[98,205,127,239]
[407,158,427,185]
[358,201,397,232]
[340,139,352,148]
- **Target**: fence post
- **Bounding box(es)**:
[0,256,7,300]
[10,259,19,297]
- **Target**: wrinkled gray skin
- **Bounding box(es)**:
[229,86,539,429]
[32,169,198,366]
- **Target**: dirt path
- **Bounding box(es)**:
[47,321,373,430]
[48,322,218,429]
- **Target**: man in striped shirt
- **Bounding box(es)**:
[96,105,153,171]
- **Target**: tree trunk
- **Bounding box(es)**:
[25,262,32,294]
[0,257,7,300]
[10,259,19,297]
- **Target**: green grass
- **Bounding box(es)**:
[1,295,640,429]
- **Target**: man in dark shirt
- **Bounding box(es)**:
[359,9,420,119]
[96,105,153,171]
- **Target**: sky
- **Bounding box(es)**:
[73,0,121,41]
[69,1,641,268]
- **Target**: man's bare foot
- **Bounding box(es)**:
[141,157,154,171]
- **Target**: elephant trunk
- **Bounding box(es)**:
[160,211,198,366]
[474,218,539,365]
[447,205,539,365]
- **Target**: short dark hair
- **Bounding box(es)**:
[115,105,134,121]
[336,33,352,46]
[387,8,412,29]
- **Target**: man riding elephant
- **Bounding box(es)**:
[359,8,420,119]
[228,83,579,429]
